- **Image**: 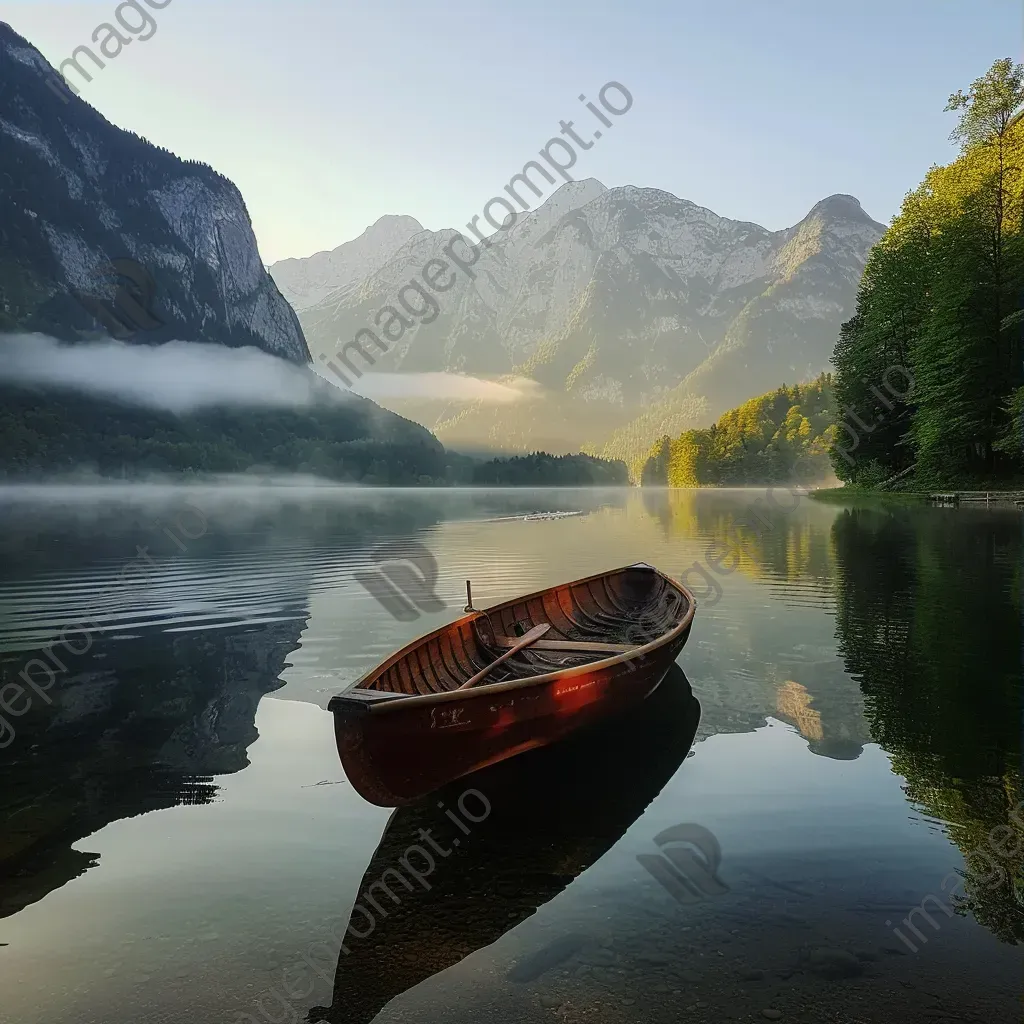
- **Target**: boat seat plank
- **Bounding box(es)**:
[490,636,639,654]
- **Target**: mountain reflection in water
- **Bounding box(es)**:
[0,616,304,921]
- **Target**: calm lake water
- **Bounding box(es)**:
[0,485,1021,1024]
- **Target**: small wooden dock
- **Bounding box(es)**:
[929,491,1024,508]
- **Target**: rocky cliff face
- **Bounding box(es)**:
[293,180,884,462]
[0,22,308,363]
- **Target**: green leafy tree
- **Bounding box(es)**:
[640,375,836,486]
[832,58,1024,486]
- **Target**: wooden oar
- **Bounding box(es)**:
[458,623,551,690]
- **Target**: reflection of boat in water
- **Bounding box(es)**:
[330,563,696,805]
[308,664,700,1024]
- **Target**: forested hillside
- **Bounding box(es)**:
[470,452,628,486]
[831,59,1024,488]
[640,376,835,486]
[0,385,450,484]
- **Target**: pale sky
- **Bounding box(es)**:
[5,1,1021,264]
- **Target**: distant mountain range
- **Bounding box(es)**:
[274,181,884,472]
[0,15,885,483]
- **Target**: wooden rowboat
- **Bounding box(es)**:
[329,562,696,806]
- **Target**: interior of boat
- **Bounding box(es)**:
[361,565,690,697]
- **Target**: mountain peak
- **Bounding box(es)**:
[276,215,424,268]
[556,177,607,198]
[270,215,424,308]
[365,213,424,237]
[803,194,874,223]
[543,177,608,214]
[498,177,608,246]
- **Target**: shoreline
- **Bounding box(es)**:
[810,487,1024,509]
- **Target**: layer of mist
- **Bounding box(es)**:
[1,335,543,414]
[343,371,541,403]
[0,334,325,413]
